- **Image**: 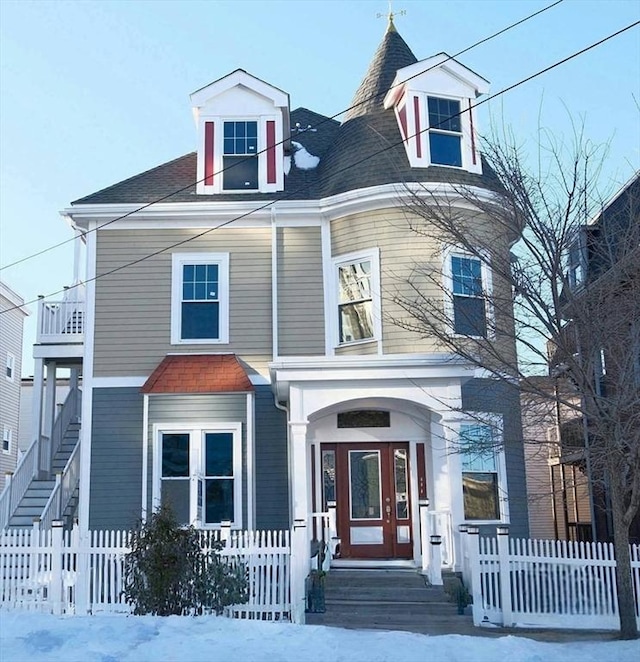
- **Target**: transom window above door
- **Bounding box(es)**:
[334,249,381,346]
[171,253,229,344]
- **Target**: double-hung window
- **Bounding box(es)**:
[460,423,501,521]
[5,353,15,382]
[171,253,229,344]
[427,97,462,167]
[2,426,11,454]
[223,120,258,190]
[451,255,487,337]
[157,425,241,527]
[334,250,380,345]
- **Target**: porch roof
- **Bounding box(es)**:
[141,354,254,394]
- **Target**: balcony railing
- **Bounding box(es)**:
[37,297,85,344]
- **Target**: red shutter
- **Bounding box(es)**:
[204,121,214,185]
[266,120,276,184]
[413,96,422,158]
[398,103,408,141]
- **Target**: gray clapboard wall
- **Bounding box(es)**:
[461,378,529,538]
[253,385,289,529]
[89,388,144,530]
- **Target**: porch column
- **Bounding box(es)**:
[31,358,45,473]
[44,361,58,442]
[289,422,310,522]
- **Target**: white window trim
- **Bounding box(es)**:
[331,248,382,349]
[6,353,15,382]
[197,114,283,195]
[442,245,494,339]
[171,252,230,345]
[2,426,12,455]
[152,422,242,529]
[457,414,509,525]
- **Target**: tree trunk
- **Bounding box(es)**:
[610,479,638,639]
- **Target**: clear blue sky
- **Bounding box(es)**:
[1,0,638,375]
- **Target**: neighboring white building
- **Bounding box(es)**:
[0,281,29,490]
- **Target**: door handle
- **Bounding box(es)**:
[385,505,391,514]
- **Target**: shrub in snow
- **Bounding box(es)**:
[123,505,248,616]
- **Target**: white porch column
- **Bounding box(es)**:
[31,358,45,473]
[44,361,58,441]
[289,421,310,522]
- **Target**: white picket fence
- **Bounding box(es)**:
[0,523,290,621]
[463,529,640,630]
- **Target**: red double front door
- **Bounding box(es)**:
[323,442,412,559]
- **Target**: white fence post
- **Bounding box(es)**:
[466,526,483,626]
[458,524,469,585]
[73,522,89,615]
[429,534,443,586]
[497,526,512,627]
[290,518,307,624]
[220,520,231,545]
[327,501,339,559]
[419,498,430,574]
[50,520,64,615]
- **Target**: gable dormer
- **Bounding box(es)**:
[190,70,290,194]
[383,54,489,174]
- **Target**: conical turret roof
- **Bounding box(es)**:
[345,21,417,121]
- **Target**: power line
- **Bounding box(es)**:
[3,18,637,315]
[0,0,564,272]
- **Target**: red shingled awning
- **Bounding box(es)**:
[141,354,254,394]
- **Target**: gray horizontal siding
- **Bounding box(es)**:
[462,379,529,538]
[89,388,144,530]
[94,229,272,377]
[147,393,248,527]
[254,385,289,529]
[277,226,325,356]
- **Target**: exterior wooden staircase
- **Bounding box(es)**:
[306,569,477,635]
[6,422,80,529]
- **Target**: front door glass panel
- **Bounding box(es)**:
[349,450,381,519]
[394,448,409,520]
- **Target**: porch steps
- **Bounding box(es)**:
[306,569,474,634]
[6,422,81,530]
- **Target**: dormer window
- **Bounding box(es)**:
[427,97,462,167]
[383,53,489,175]
[191,69,290,195]
[223,121,259,190]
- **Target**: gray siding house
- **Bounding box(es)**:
[0,281,28,491]
[27,21,529,569]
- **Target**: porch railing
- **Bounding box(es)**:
[44,387,80,476]
[40,443,81,531]
[36,297,85,344]
[0,438,40,530]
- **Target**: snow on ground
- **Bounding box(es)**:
[1,612,638,662]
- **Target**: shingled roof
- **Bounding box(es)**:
[72,23,500,206]
[141,354,253,394]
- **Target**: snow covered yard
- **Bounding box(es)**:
[1,612,638,662]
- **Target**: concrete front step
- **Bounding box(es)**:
[306,568,471,632]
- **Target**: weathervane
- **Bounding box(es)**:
[376,0,406,28]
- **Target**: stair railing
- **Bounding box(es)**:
[0,437,40,530]
[40,442,80,531]
[46,387,80,477]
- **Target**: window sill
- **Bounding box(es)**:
[336,338,378,349]
[463,519,509,526]
[171,338,229,345]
